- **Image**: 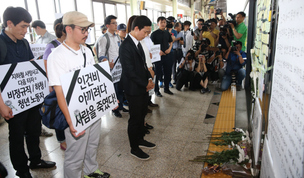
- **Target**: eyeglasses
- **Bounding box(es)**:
[110,22,118,25]
[76,27,91,34]
[198,23,203,25]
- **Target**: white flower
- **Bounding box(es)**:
[231,141,235,147]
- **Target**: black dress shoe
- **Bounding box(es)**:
[131,148,150,160]
[16,171,32,178]
[145,123,154,129]
[155,92,162,97]
[112,110,122,118]
[148,102,159,107]
[138,140,156,149]
[164,89,174,95]
[29,160,56,169]
[122,108,129,112]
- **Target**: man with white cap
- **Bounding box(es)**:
[47,11,110,178]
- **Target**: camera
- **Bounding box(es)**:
[215,44,222,56]
[227,13,237,27]
[215,8,222,15]
[231,41,238,51]
[202,20,211,31]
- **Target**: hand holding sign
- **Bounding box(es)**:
[0,101,13,120]
[146,80,154,91]
[109,60,114,69]
[69,124,85,138]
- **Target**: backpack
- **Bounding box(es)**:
[96,33,121,62]
[39,90,68,130]
[36,40,59,60]
[0,37,29,64]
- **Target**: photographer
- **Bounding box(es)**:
[215,24,233,50]
[194,55,211,94]
[176,50,196,91]
[229,12,247,51]
[202,18,219,47]
[221,41,247,91]
[181,21,193,57]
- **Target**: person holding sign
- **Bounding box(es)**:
[47,11,110,178]
[120,16,156,160]
[0,7,56,178]
[94,15,128,118]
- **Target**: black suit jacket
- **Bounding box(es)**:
[119,35,152,96]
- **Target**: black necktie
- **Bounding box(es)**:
[137,42,145,61]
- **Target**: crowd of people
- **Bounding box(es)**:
[0,6,247,178]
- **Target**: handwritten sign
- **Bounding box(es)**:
[60,62,117,134]
[150,44,161,63]
[111,58,122,83]
[0,60,49,115]
[264,0,304,177]
[30,44,47,60]
[251,98,263,165]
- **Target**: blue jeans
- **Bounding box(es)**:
[221,68,246,91]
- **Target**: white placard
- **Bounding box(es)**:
[110,58,122,84]
[150,44,161,63]
[30,44,47,60]
[0,60,49,115]
[260,137,276,178]
[251,98,262,165]
[60,62,118,134]
[267,0,304,177]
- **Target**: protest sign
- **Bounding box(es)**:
[150,44,161,63]
[0,60,49,115]
[30,44,47,60]
[60,62,118,134]
[111,58,122,83]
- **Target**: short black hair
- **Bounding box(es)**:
[174,22,180,28]
[209,18,217,24]
[3,7,32,27]
[104,15,117,25]
[187,50,195,58]
[183,21,191,27]
[131,15,151,31]
[31,20,46,29]
[234,41,243,46]
[63,24,75,34]
[237,12,246,18]
[197,19,204,24]
[157,16,166,23]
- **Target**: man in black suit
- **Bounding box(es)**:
[119,16,156,160]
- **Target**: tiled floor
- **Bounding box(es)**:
[0,86,216,178]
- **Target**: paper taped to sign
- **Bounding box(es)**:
[30,44,47,60]
[0,60,49,115]
[110,58,122,83]
[60,62,118,134]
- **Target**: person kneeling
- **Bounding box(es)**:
[176,50,196,91]
[194,55,211,94]
[221,41,246,91]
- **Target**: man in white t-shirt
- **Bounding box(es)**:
[47,11,110,178]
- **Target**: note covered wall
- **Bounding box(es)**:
[264,0,304,177]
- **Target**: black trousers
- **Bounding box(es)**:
[172,49,183,82]
[7,105,42,173]
[154,53,174,92]
[176,70,195,90]
[125,92,149,151]
[112,81,124,111]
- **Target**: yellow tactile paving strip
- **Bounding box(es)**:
[201,88,236,178]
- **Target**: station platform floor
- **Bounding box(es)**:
[0,83,246,178]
